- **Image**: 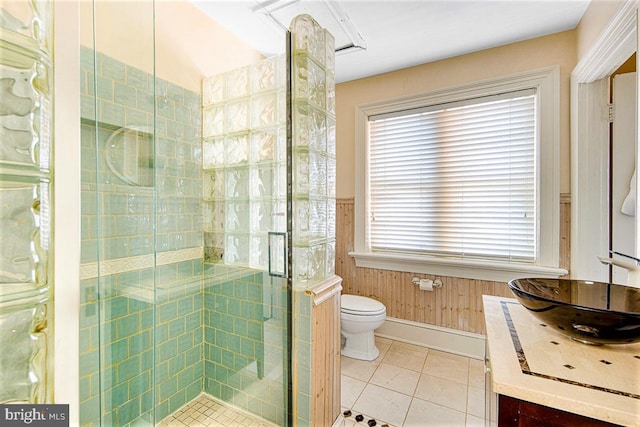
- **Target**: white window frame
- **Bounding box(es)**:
[350,66,568,282]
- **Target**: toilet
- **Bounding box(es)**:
[340,294,387,361]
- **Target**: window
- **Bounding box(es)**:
[351,67,567,281]
[369,90,537,261]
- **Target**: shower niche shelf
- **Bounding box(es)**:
[105,124,154,188]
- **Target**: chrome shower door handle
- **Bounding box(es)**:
[268,231,287,278]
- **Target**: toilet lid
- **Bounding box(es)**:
[341,295,386,315]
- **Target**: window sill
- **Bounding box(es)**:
[349,251,568,283]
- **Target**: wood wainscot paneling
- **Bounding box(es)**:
[305,276,343,426]
[336,197,571,335]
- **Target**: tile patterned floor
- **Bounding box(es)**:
[341,337,489,427]
[157,394,277,427]
[159,337,493,427]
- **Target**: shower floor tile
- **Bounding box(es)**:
[157,394,276,427]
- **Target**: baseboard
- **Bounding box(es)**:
[375,317,486,360]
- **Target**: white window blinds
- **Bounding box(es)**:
[367,89,537,262]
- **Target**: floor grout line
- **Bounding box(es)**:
[157,393,277,427]
[158,338,489,427]
[341,338,488,427]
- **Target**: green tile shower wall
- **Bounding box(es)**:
[202,264,287,425]
[79,46,205,426]
[79,261,204,426]
[79,277,100,426]
[80,46,202,264]
[294,291,313,427]
[204,268,264,399]
[154,260,204,421]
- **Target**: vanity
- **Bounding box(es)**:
[483,295,640,427]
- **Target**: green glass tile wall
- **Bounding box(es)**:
[79,277,100,426]
[154,259,204,421]
[203,264,288,425]
[79,260,204,426]
[79,46,204,427]
[80,46,202,264]
[293,292,313,427]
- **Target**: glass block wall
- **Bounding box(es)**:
[79,46,204,426]
[0,0,55,404]
[201,54,286,267]
[291,14,336,289]
[199,15,337,424]
[290,14,336,425]
[202,15,337,282]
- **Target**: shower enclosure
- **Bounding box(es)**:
[78,1,336,426]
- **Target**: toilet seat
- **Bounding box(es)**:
[340,294,387,361]
[341,295,386,316]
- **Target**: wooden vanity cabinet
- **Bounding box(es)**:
[498,395,623,427]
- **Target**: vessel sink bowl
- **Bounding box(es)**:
[507,278,640,345]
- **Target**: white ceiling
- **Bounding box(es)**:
[192,0,591,83]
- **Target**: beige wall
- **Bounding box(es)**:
[80,0,264,92]
[333,6,634,332]
[576,0,626,61]
[335,30,577,198]
[333,30,578,333]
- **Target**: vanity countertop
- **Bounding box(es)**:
[483,295,640,426]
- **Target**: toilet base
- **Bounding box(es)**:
[341,331,379,361]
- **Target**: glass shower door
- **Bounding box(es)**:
[79,1,159,425]
[78,3,337,425]
[200,52,291,426]
[79,1,293,425]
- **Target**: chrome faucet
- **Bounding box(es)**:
[598,251,640,288]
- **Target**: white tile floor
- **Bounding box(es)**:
[341,337,487,427]
[159,337,489,427]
